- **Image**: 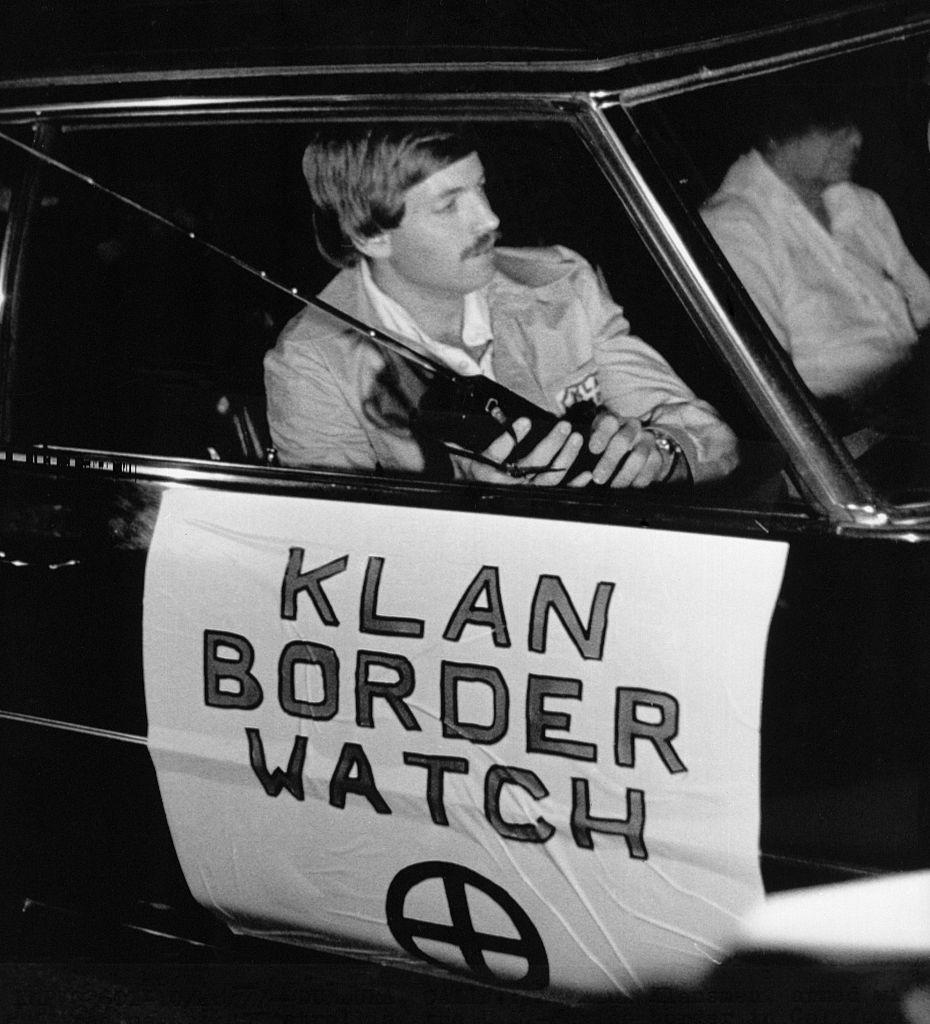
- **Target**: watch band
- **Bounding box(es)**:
[644,429,686,484]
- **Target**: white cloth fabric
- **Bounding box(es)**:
[701,149,930,400]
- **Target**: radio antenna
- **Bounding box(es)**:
[0,129,447,377]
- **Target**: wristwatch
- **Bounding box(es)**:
[645,429,687,484]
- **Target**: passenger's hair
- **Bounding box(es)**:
[749,72,862,152]
[302,127,477,267]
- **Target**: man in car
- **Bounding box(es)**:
[701,78,930,427]
[265,126,738,486]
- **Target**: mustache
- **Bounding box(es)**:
[461,230,501,260]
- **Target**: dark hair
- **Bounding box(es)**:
[302,126,477,267]
[748,72,862,152]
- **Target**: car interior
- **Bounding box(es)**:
[630,35,930,503]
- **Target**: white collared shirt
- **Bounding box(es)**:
[702,149,930,400]
[359,259,496,379]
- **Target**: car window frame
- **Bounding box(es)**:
[0,91,871,536]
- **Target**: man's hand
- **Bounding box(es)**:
[449,417,584,485]
[449,411,687,488]
[568,410,686,488]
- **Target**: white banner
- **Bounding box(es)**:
[143,486,788,998]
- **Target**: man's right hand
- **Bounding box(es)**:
[449,417,584,485]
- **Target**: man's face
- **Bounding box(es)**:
[376,152,501,299]
[783,124,863,187]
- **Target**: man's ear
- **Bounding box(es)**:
[352,231,392,260]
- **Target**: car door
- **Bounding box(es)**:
[0,100,877,998]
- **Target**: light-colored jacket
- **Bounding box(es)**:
[264,245,738,482]
[702,150,930,401]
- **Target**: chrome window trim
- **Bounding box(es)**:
[0,2,921,91]
[0,446,817,541]
[0,709,146,746]
[613,15,930,106]
[0,94,576,123]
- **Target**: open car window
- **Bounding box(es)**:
[627,31,930,508]
[2,117,794,509]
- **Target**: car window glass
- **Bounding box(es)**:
[2,119,793,508]
[630,33,930,506]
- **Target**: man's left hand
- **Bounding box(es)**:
[568,411,685,488]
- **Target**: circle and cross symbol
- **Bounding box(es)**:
[385,861,549,990]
